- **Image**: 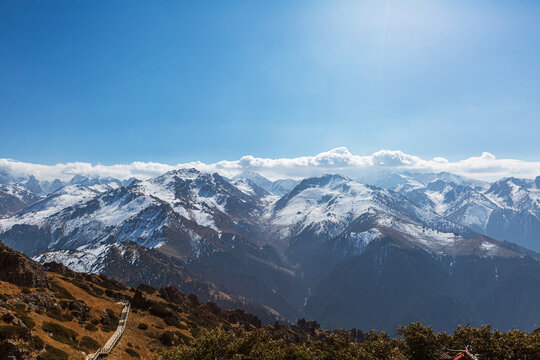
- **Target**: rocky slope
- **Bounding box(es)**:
[0,242,352,360]
[0,242,267,359]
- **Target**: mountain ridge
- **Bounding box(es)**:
[0,168,539,332]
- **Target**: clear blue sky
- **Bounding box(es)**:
[1,0,539,164]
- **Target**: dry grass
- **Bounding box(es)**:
[1,273,197,359]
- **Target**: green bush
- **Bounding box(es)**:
[100,308,119,332]
[158,324,540,360]
[92,286,105,296]
[29,334,45,350]
[85,322,98,331]
[12,303,26,313]
[37,344,68,360]
[42,321,78,347]
[150,302,173,318]
[51,282,75,300]
[126,348,141,358]
[0,325,29,340]
[159,331,190,346]
[398,322,441,360]
[79,335,101,352]
[164,315,183,328]
[17,312,35,329]
[47,309,67,322]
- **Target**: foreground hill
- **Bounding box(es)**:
[1,241,538,360]
[0,241,265,359]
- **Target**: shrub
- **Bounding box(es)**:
[85,323,98,331]
[47,309,67,322]
[29,334,45,350]
[51,282,75,300]
[398,322,441,360]
[0,325,29,340]
[79,335,101,352]
[138,323,148,330]
[160,331,180,346]
[92,286,105,296]
[126,348,141,358]
[137,283,157,294]
[12,303,26,313]
[150,302,173,318]
[99,276,126,291]
[17,312,35,329]
[100,309,119,332]
[164,315,182,328]
[37,344,68,360]
[42,321,78,347]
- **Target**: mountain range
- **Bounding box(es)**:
[0,168,539,333]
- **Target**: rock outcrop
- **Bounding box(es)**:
[0,242,49,288]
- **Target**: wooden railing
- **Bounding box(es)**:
[86,301,130,360]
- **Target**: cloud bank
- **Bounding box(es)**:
[1,148,539,183]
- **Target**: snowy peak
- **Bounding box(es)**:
[485,177,540,212]
[368,172,425,192]
[230,177,271,197]
[271,179,298,196]
[274,174,351,211]
[69,174,124,187]
[141,168,257,213]
[0,183,42,218]
[269,174,482,255]
[233,171,273,191]
[372,171,488,193]
[411,172,489,190]
[231,171,299,196]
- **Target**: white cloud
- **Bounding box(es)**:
[0,148,539,183]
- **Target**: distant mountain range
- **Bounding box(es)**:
[0,168,539,332]
[370,172,540,252]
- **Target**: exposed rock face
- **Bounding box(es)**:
[224,309,262,328]
[131,290,151,310]
[42,261,75,277]
[0,340,31,360]
[0,242,49,288]
[1,313,26,328]
[17,290,57,311]
[60,299,90,322]
[159,285,195,309]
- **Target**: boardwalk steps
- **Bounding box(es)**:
[85,301,130,360]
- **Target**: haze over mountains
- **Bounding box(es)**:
[0,165,539,333]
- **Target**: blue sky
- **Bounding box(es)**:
[1,0,539,165]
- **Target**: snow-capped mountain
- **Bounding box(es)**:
[0,168,265,257]
[0,168,539,332]
[231,171,299,196]
[0,168,307,321]
[0,183,42,218]
[268,174,514,257]
[376,173,540,252]
[369,171,489,193]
